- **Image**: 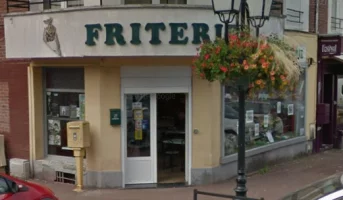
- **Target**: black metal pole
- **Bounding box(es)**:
[235,85,247,197]
[241,0,246,29]
[235,0,248,197]
[224,22,229,44]
[256,27,260,37]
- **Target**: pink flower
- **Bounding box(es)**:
[220,66,228,73]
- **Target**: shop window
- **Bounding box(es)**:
[125,0,152,4]
[44,68,85,157]
[42,0,84,10]
[160,0,187,4]
[67,0,84,7]
[124,0,186,4]
[223,71,306,156]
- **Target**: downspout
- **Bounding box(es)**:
[315,0,319,33]
[314,0,321,153]
[28,65,34,178]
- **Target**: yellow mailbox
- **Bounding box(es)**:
[67,121,91,148]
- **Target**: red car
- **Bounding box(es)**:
[0,173,58,200]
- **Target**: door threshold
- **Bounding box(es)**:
[125,182,187,189]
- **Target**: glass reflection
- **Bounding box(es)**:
[223,71,306,156]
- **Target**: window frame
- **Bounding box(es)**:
[284,0,309,32]
[123,0,186,4]
[43,67,85,158]
[42,0,84,10]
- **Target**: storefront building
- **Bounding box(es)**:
[282,31,318,152]
[315,35,343,152]
[5,2,312,188]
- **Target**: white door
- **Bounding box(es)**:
[125,93,157,184]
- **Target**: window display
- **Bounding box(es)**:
[223,71,306,156]
[45,68,85,157]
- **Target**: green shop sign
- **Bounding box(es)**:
[85,22,225,46]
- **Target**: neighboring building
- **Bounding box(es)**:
[4,0,312,188]
[310,0,343,153]
[278,0,319,153]
[0,1,30,167]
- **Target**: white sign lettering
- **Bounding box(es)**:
[322,44,337,54]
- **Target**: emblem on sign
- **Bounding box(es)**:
[43,17,62,56]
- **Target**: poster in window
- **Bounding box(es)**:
[264,115,269,128]
[254,123,259,137]
[246,110,254,123]
[60,106,70,117]
[300,128,305,136]
[135,120,142,130]
[266,130,275,143]
[142,119,149,130]
[277,102,282,114]
[287,104,294,116]
[69,105,78,118]
[134,130,143,140]
[79,94,85,120]
[48,119,61,146]
[134,110,143,120]
[50,93,60,117]
[47,92,52,116]
[132,102,142,110]
[76,107,80,118]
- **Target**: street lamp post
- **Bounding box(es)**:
[211,0,273,197]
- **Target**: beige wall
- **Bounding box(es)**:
[192,76,221,168]
[284,31,318,140]
[29,57,220,171]
[84,65,121,171]
[28,66,44,160]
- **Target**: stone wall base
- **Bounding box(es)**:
[9,158,30,180]
[191,138,309,185]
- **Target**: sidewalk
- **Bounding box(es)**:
[32,150,343,200]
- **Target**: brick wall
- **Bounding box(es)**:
[318,0,329,34]
[309,0,316,33]
[308,0,328,34]
[0,1,30,160]
[0,82,9,133]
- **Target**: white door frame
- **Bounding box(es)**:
[122,93,157,185]
[121,88,192,187]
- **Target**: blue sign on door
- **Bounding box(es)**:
[142,119,149,130]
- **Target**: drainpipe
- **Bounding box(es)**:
[315,0,319,33]
[27,65,34,178]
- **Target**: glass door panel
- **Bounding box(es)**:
[126,94,151,157]
[125,93,156,185]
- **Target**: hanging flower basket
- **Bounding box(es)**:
[192,28,301,93]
